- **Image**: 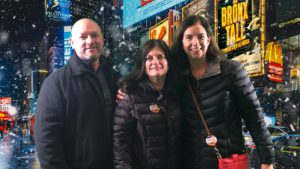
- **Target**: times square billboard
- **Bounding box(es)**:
[214,0,263,76]
[264,0,300,83]
[215,0,252,59]
[144,0,263,76]
[45,0,71,22]
[265,0,300,42]
[64,26,72,64]
[123,0,186,28]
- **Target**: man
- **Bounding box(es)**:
[34,18,116,169]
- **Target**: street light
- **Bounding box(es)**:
[8,105,17,116]
[29,69,48,97]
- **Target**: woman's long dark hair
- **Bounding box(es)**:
[120,39,177,96]
[171,15,226,75]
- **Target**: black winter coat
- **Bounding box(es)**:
[113,82,182,169]
[182,59,274,169]
[34,55,116,169]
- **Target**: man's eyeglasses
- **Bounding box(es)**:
[145,54,166,62]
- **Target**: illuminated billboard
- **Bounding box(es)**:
[214,0,264,76]
[266,0,300,42]
[182,0,214,26]
[45,0,71,22]
[0,97,11,111]
[215,0,252,58]
[168,9,181,46]
[265,42,284,83]
[149,19,169,45]
[64,26,72,64]
[123,0,185,28]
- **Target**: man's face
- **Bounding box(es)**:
[70,19,104,63]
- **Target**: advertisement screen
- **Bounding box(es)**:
[265,42,284,83]
[45,0,71,22]
[182,0,213,26]
[215,0,252,58]
[233,51,262,75]
[266,0,300,42]
[215,0,263,76]
[53,47,64,72]
[0,97,11,111]
[168,9,181,46]
[64,26,72,64]
[149,19,169,45]
[123,0,185,28]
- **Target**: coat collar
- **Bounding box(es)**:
[137,80,164,101]
[68,54,107,76]
[189,59,221,80]
[201,59,221,79]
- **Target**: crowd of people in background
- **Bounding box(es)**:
[0,120,12,137]
[0,118,31,144]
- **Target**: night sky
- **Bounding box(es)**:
[0,0,46,103]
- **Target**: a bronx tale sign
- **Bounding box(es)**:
[216,0,251,59]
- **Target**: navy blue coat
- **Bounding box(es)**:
[34,55,116,169]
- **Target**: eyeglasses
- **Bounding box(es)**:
[145,54,166,62]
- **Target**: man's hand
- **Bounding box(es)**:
[261,164,273,169]
[116,89,126,102]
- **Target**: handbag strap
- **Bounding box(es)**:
[187,81,211,136]
[187,81,222,158]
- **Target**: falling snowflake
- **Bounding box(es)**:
[100,6,104,12]
[0,31,9,45]
[118,41,126,47]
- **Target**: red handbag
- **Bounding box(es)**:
[188,82,249,169]
[218,153,249,169]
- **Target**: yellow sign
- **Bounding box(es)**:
[214,0,264,76]
[219,0,249,52]
[149,19,169,45]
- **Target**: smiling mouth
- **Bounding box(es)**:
[85,49,98,53]
[86,47,97,50]
[191,47,202,51]
[150,65,163,70]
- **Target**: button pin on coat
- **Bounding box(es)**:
[206,135,217,146]
[149,103,160,113]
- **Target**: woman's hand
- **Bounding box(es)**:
[116,89,126,102]
[261,164,273,169]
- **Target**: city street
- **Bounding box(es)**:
[0,133,40,169]
[1,0,300,169]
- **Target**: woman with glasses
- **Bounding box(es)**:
[113,39,182,169]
